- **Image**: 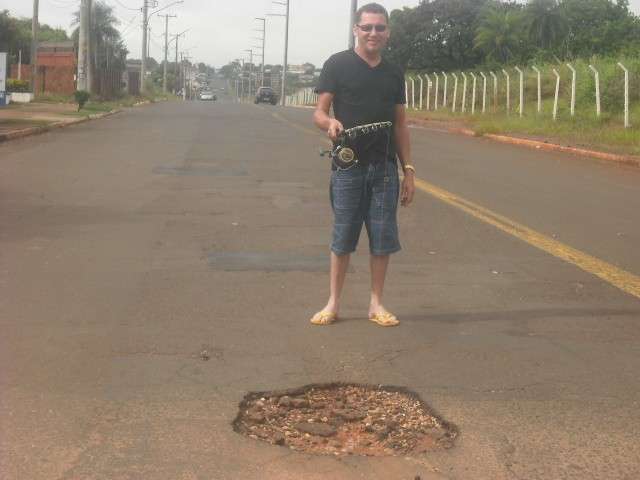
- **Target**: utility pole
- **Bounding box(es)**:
[147,26,152,60]
[281,0,289,106]
[254,17,266,87]
[182,53,191,100]
[77,0,88,91]
[141,0,149,93]
[86,0,93,93]
[160,14,176,93]
[349,0,357,49]
[175,36,179,92]
[31,0,39,94]
[171,29,188,94]
[269,0,289,106]
[244,49,253,98]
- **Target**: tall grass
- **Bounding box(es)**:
[408,56,639,155]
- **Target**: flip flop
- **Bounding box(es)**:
[310,311,338,326]
[369,311,399,327]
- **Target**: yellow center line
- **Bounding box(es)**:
[269,107,640,300]
[415,178,640,300]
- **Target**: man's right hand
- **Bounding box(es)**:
[327,119,344,142]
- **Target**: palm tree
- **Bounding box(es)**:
[525,0,568,50]
[474,7,526,64]
[72,1,127,72]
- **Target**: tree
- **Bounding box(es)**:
[219,61,241,79]
[386,0,491,71]
[526,0,568,50]
[0,10,68,64]
[473,4,527,64]
[560,0,640,57]
[72,1,128,71]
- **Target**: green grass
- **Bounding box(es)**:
[409,103,640,156]
[36,93,170,112]
[35,93,75,103]
[0,118,53,127]
[407,55,640,156]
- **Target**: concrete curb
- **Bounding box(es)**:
[0,108,122,144]
[407,117,640,168]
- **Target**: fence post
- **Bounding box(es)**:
[502,69,510,114]
[434,72,439,110]
[418,75,424,110]
[490,71,498,112]
[470,72,477,115]
[480,72,487,113]
[515,66,524,118]
[617,62,630,128]
[452,73,458,113]
[405,79,408,105]
[409,76,416,109]
[424,74,432,111]
[566,63,576,117]
[532,66,541,114]
[588,64,601,118]
[461,72,468,113]
[442,71,448,107]
[552,68,560,121]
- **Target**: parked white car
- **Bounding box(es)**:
[199,91,216,101]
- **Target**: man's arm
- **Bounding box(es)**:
[313,92,343,141]
[394,104,415,206]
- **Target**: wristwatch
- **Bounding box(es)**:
[403,164,416,174]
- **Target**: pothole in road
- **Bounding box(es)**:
[233,383,457,457]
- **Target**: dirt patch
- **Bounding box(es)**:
[233,383,457,457]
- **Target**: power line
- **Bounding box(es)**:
[111,0,140,11]
[119,14,139,36]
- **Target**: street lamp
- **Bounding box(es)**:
[268,0,289,106]
[141,0,184,93]
[349,0,357,48]
[244,49,254,98]
[255,17,266,87]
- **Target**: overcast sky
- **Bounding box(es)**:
[2,0,640,68]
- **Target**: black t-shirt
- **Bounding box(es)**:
[315,49,406,163]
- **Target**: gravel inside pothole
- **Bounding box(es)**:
[233,383,457,457]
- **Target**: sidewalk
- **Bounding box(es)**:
[0,101,127,142]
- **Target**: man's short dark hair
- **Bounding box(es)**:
[355,3,389,24]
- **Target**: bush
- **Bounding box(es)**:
[6,79,30,93]
[73,90,91,111]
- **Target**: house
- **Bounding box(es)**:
[11,41,77,95]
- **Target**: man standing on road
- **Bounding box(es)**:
[310,2,415,327]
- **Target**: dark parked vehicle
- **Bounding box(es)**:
[255,87,278,105]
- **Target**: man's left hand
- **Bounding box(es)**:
[401,172,415,206]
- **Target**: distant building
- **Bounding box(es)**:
[37,41,76,67]
[10,41,77,94]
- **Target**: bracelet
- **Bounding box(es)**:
[403,164,416,174]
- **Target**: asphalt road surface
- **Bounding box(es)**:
[1,96,640,480]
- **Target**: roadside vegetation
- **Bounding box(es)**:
[388,0,640,156]
[407,56,640,156]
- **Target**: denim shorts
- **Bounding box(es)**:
[329,160,401,256]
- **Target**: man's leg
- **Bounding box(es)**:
[326,251,350,313]
[365,162,400,326]
[311,252,350,325]
[369,253,390,316]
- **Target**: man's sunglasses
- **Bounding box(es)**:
[356,24,388,33]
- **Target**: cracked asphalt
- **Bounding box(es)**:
[1,93,640,480]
